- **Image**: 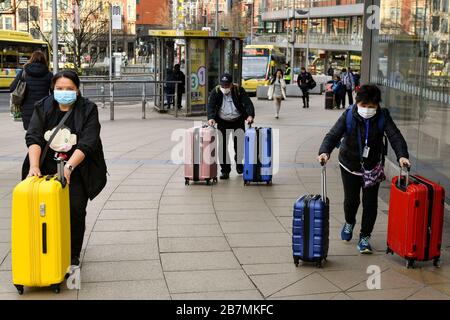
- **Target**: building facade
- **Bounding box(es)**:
[362,0,450,203]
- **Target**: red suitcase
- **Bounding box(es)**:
[184,125,218,185]
[387,167,445,268]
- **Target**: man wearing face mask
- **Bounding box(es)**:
[317,85,410,254]
[207,73,255,180]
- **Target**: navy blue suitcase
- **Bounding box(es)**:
[243,127,273,185]
[292,165,329,268]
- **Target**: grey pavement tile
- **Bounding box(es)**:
[221,222,285,234]
[93,219,157,232]
[319,270,376,291]
[159,205,215,215]
[161,252,241,272]
[98,209,157,220]
[0,270,14,293]
[348,269,425,292]
[250,271,315,298]
[268,292,340,300]
[268,207,294,217]
[163,189,212,197]
[159,214,218,226]
[242,263,301,276]
[226,233,291,248]
[160,197,212,205]
[429,283,450,297]
[159,237,230,253]
[108,192,162,201]
[0,252,11,271]
[0,289,78,300]
[234,247,292,265]
[0,218,11,230]
[213,202,269,211]
[346,287,420,300]
[121,179,167,186]
[79,280,170,300]
[88,231,157,245]
[406,286,450,300]
[81,260,164,283]
[114,185,165,193]
[128,173,174,181]
[314,255,392,272]
[165,270,255,294]
[331,293,353,300]
[103,200,159,210]
[158,225,223,238]
[83,243,159,262]
[0,230,10,243]
[217,212,277,222]
[270,273,341,298]
[0,243,9,260]
[171,290,263,300]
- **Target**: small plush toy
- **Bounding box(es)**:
[44,127,77,153]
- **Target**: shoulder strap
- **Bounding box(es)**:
[346,104,355,135]
[39,109,73,167]
[377,108,386,132]
[21,70,26,81]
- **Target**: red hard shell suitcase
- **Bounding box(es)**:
[184,125,218,185]
[387,168,445,268]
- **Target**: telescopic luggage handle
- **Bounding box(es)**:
[320,161,327,201]
[397,165,410,189]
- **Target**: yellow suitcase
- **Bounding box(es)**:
[11,161,71,295]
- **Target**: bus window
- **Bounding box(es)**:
[243,56,269,80]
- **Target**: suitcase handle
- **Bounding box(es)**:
[321,164,327,201]
[55,157,67,188]
[398,166,411,189]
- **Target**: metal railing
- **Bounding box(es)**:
[80,78,180,120]
[253,33,363,47]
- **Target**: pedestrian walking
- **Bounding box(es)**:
[327,65,334,77]
[332,75,346,109]
[207,73,255,180]
[10,50,53,130]
[284,63,292,84]
[341,68,355,106]
[23,70,107,266]
[268,69,287,119]
[297,67,313,108]
[165,68,176,109]
[317,84,410,254]
[173,64,185,109]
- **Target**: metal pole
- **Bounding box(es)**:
[174,83,179,118]
[291,0,296,67]
[306,0,311,69]
[215,0,219,34]
[250,2,254,45]
[110,82,114,120]
[109,5,113,81]
[142,83,146,119]
[52,0,58,74]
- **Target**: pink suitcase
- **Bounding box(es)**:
[185,125,218,185]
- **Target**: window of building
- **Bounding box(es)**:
[136,14,140,21]
[0,0,12,10]
[30,6,39,22]
[44,19,51,32]
[18,8,28,23]
[136,0,140,4]
[4,17,13,30]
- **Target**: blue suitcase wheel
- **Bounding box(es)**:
[293,256,300,267]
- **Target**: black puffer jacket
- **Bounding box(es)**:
[207,85,255,121]
[318,107,409,172]
[10,63,53,130]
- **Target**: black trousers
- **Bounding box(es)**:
[217,117,245,174]
[340,167,380,238]
[345,88,354,106]
[301,88,309,107]
[335,92,346,109]
[176,91,183,108]
[69,172,89,259]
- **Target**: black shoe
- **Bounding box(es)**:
[220,173,230,180]
[236,165,244,175]
[71,256,80,266]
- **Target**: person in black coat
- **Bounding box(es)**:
[173,64,185,109]
[207,73,255,180]
[297,67,313,108]
[317,85,410,254]
[10,51,53,130]
[23,70,107,266]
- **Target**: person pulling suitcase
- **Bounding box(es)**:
[317,84,410,254]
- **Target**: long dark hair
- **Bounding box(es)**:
[51,70,81,90]
[26,50,47,66]
[270,69,284,84]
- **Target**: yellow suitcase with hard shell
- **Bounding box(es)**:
[11,159,71,295]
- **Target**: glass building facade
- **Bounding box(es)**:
[368,0,450,203]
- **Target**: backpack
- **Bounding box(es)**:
[336,105,388,158]
[309,78,317,90]
[10,70,27,121]
[342,72,352,90]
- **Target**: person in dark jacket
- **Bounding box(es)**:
[173,64,185,109]
[10,50,53,130]
[332,75,346,109]
[297,67,313,108]
[23,70,107,266]
[165,68,176,109]
[207,73,255,180]
[317,84,410,254]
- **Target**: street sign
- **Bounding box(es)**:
[112,5,122,30]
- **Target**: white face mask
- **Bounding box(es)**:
[220,87,231,95]
[357,106,377,119]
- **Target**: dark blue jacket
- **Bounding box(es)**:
[10,62,53,130]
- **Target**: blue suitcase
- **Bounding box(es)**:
[243,127,273,185]
[292,165,329,268]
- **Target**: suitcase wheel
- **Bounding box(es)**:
[185,178,190,186]
[213,178,218,183]
[15,285,24,295]
[386,247,394,255]
[293,256,300,268]
[406,259,415,269]
[244,181,249,186]
[50,283,61,294]
[316,260,324,269]
[266,180,272,186]
[433,258,441,268]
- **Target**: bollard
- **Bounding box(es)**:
[142,83,146,119]
[101,85,106,108]
[110,82,114,121]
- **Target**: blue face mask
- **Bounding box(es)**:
[54,90,77,105]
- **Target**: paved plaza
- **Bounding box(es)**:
[0,95,449,300]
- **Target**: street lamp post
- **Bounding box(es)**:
[291,0,296,67]
[52,0,58,74]
[215,0,219,34]
[306,0,311,69]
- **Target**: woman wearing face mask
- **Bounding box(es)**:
[23,70,107,266]
[317,85,410,254]
[268,69,287,119]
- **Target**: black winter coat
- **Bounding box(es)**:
[318,107,409,172]
[10,63,53,130]
[207,85,255,121]
[297,72,313,90]
[22,95,107,200]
